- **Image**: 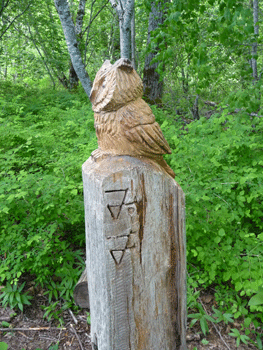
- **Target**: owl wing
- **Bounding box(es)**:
[125,121,171,156]
[117,99,171,156]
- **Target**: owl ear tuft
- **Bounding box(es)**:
[116,58,133,72]
[102,60,112,70]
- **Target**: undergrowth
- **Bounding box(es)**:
[154,105,263,347]
[0,82,262,346]
[0,82,97,312]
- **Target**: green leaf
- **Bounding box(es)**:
[0,342,8,350]
[1,321,10,328]
[200,317,208,335]
[248,292,263,306]
[15,293,21,304]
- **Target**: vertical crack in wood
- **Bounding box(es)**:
[135,173,147,264]
[169,188,181,348]
[177,188,187,350]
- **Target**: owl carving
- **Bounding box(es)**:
[90,58,175,178]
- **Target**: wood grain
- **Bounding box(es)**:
[83,155,186,350]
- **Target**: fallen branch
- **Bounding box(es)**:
[197,294,232,350]
[0,327,66,331]
[18,331,33,339]
[70,324,85,350]
[204,101,263,118]
[68,308,78,325]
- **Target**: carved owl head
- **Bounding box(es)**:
[90,59,143,113]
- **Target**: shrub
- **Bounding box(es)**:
[0,83,97,301]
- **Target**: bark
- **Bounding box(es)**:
[73,267,90,308]
[252,0,259,81]
[69,61,79,89]
[131,11,136,68]
[191,94,199,120]
[181,68,188,93]
[54,0,92,97]
[69,0,86,89]
[75,0,86,36]
[109,0,134,59]
[143,1,167,105]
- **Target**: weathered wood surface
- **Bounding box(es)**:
[73,267,90,309]
[83,155,186,350]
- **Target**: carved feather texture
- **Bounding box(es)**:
[90,58,175,178]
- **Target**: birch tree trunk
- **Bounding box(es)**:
[143,1,167,105]
[131,11,136,68]
[54,0,92,97]
[109,0,134,59]
[252,0,259,81]
[69,0,86,89]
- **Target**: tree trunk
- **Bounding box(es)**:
[191,94,200,120]
[69,60,79,89]
[252,0,259,81]
[83,155,187,350]
[75,0,86,35]
[54,0,92,97]
[109,0,134,59]
[131,11,136,68]
[143,2,167,105]
[69,0,87,89]
[181,67,188,93]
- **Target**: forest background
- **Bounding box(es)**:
[0,0,263,348]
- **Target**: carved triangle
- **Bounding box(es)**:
[111,250,125,265]
[108,205,121,219]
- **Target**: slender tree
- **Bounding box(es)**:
[69,0,86,89]
[143,1,167,105]
[54,0,92,96]
[251,0,259,81]
[108,0,134,59]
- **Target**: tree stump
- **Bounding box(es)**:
[73,267,90,309]
[83,155,186,350]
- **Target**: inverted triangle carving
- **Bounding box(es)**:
[108,205,122,219]
[111,250,125,265]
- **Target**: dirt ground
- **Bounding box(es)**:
[0,293,260,350]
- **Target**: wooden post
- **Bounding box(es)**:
[83,155,186,350]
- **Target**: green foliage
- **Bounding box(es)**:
[249,286,263,307]
[0,82,96,309]
[86,311,91,325]
[0,282,33,311]
[188,311,215,336]
[159,109,263,294]
[212,307,234,324]
[228,328,251,347]
[155,105,263,340]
